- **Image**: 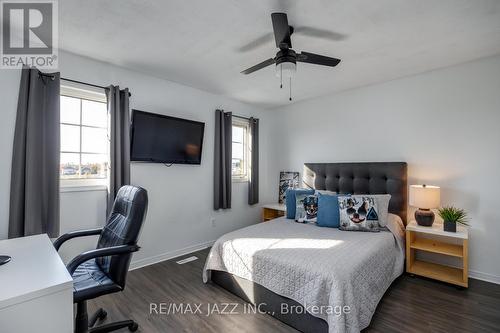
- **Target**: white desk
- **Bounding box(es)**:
[0,234,73,332]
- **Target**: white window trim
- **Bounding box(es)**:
[232,117,250,182]
[60,82,107,103]
[60,178,108,189]
[60,184,108,193]
[60,83,109,189]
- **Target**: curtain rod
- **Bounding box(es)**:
[232,114,251,121]
[220,110,256,121]
[38,72,132,96]
[61,77,108,91]
[61,78,132,97]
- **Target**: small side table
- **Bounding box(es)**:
[262,204,286,222]
[406,220,468,287]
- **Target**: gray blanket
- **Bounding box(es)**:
[203,215,405,333]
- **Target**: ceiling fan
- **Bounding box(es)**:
[241,13,341,100]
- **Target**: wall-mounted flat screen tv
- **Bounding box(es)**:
[131,110,205,164]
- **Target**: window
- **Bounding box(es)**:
[232,118,250,181]
[60,84,108,187]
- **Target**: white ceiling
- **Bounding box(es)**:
[60,0,500,108]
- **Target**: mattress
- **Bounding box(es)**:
[203,215,405,333]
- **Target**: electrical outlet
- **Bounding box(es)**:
[210,218,216,227]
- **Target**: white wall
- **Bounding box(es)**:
[264,55,500,283]
[0,51,273,266]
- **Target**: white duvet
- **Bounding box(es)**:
[203,215,405,333]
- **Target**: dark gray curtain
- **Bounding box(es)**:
[106,86,131,214]
[9,67,60,238]
[248,117,259,205]
[214,109,232,210]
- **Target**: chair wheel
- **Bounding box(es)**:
[128,322,138,331]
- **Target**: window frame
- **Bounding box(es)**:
[231,117,250,182]
[59,83,109,188]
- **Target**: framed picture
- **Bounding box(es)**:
[279,171,299,204]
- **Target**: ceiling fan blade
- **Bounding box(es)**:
[241,58,276,75]
[237,32,274,52]
[294,26,347,41]
[297,52,341,67]
[271,12,292,49]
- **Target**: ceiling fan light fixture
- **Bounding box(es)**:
[275,61,296,78]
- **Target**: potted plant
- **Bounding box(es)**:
[437,206,468,232]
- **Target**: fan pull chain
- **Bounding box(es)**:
[280,65,283,89]
[289,77,292,101]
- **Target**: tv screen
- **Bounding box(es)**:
[131,110,205,164]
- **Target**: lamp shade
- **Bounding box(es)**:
[409,185,440,209]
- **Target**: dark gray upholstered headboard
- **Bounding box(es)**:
[303,162,408,224]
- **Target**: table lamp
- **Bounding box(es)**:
[409,184,440,226]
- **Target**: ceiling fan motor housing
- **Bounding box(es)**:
[276,49,297,65]
[275,49,297,78]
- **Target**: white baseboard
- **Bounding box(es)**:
[469,270,500,285]
[129,240,215,271]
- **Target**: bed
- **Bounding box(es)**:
[203,162,408,333]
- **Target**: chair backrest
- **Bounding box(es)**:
[96,185,148,287]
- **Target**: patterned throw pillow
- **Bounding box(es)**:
[295,193,318,223]
[338,195,381,232]
[285,188,315,219]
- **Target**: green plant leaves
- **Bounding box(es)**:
[437,206,468,225]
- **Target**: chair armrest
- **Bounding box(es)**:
[66,244,140,275]
[53,228,103,251]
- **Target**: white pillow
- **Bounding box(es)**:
[372,194,391,227]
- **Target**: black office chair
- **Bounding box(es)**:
[54,185,148,333]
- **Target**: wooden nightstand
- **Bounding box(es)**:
[406,220,468,287]
[262,204,286,222]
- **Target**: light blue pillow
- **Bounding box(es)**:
[317,193,340,227]
[285,188,315,219]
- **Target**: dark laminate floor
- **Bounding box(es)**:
[88,248,500,333]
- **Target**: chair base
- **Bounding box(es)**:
[89,308,107,327]
[75,301,138,333]
[89,320,138,333]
